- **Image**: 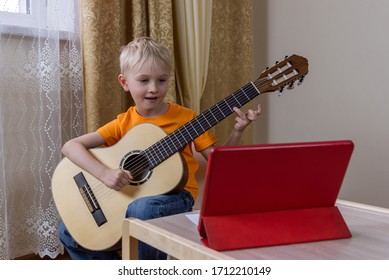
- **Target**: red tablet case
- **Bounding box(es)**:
[197,140,354,251]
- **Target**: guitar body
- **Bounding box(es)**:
[52,123,186,250]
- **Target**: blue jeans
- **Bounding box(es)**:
[59,190,194,260]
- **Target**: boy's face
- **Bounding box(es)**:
[119,60,170,117]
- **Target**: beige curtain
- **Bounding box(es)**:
[80,0,177,132]
[202,0,254,145]
[81,0,253,143]
[173,0,212,114]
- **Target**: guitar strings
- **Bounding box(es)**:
[89,72,280,200]
[90,68,292,194]
[124,77,269,178]
[84,73,288,201]
[121,77,269,181]
[96,57,303,189]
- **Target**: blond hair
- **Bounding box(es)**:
[119,37,172,75]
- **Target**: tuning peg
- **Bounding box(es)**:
[284,55,289,59]
[278,86,285,96]
[287,80,295,90]
[297,75,305,85]
[275,61,279,65]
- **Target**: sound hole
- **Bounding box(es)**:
[120,151,152,186]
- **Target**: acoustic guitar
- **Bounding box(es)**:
[52,55,309,250]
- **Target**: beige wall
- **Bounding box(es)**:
[252,0,389,208]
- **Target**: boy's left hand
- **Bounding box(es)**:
[232,104,262,131]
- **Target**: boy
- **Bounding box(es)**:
[59,37,261,259]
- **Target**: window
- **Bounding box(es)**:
[0,0,30,13]
[0,0,38,29]
[0,0,76,33]
[0,0,30,14]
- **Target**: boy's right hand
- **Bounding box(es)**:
[100,168,133,191]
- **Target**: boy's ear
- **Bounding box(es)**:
[118,74,129,91]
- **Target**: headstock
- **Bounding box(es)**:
[255,55,309,96]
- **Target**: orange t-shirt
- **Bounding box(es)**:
[96,102,217,200]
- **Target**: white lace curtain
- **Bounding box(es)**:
[0,0,83,259]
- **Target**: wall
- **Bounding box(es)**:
[252,0,389,208]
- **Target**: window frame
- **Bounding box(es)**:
[0,0,76,33]
[0,0,40,28]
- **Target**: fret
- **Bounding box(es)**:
[225,95,239,110]
[215,103,226,118]
[240,87,250,101]
[171,131,182,149]
[208,106,224,122]
[189,121,201,137]
[201,113,212,129]
[197,115,208,131]
[223,99,233,112]
[192,119,203,135]
[144,149,157,167]
[207,109,218,124]
[182,125,192,142]
[157,142,167,160]
[158,140,170,159]
[164,137,175,154]
[153,143,162,161]
[167,134,178,151]
[232,94,242,107]
[152,145,161,164]
[176,130,186,147]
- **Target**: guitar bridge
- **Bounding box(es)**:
[73,172,107,227]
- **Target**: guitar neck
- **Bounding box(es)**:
[144,82,261,168]
[141,54,309,169]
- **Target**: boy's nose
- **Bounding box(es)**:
[148,82,158,93]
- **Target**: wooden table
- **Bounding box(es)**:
[122,200,389,260]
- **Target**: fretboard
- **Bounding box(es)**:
[143,81,261,168]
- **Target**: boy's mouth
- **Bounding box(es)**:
[145,96,158,101]
[144,97,160,103]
